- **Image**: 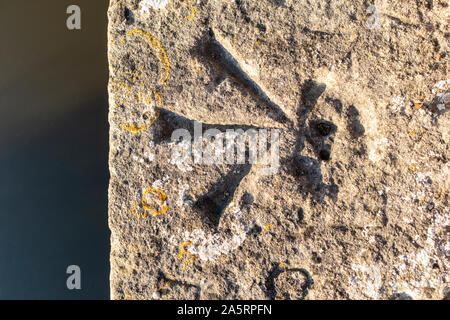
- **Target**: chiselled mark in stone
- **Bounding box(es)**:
[300,26,335,39]
[295,80,327,153]
[307,119,337,161]
[198,30,292,125]
[158,100,278,259]
[265,264,314,300]
[180,203,248,261]
[346,105,365,139]
[157,271,201,300]
[288,80,341,200]
[153,106,278,229]
[299,80,327,121]
[384,14,416,28]
[154,107,279,144]
[195,164,251,230]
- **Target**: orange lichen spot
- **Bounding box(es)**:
[188,7,196,19]
[129,201,150,219]
[436,53,441,61]
[414,103,423,110]
[181,253,194,270]
[137,212,149,219]
[178,241,195,270]
[178,241,193,259]
[141,186,168,216]
[161,281,172,295]
[264,224,272,231]
[124,293,133,300]
[130,201,137,215]
[120,109,161,133]
[127,29,171,85]
[152,91,162,106]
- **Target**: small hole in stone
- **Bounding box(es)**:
[124,7,134,24]
[319,149,331,161]
[316,122,333,136]
[298,208,304,222]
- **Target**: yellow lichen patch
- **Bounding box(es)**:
[181,254,194,270]
[178,241,193,259]
[130,201,137,215]
[127,29,171,85]
[141,186,169,216]
[264,224,272,231]
[120,108,161,133]
[124,293,133,300]
[129,201,149,219]
[178,241,195,270]
[188,7,196,19]
[161,281,172,295]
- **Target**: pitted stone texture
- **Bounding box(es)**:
[108,0,449,300]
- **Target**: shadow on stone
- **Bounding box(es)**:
[346,105,365,139]
[292,155,324,197]
[194,31,290,124]
[194,164,251,230]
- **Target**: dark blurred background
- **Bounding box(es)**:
[0,1,110,299]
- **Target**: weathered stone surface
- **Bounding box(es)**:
[108,0,449,300]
